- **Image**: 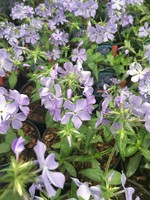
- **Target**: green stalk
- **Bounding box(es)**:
[105,143,117,174]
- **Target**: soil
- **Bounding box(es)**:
[42,127,59,150]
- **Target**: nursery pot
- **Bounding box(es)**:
[20,81,47,135]
[97,43,113,55]
[20,120,41,160]
[94,67,116,108]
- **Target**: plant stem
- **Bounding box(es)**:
[105,143,117,174]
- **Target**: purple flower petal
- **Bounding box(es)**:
[34,140,46,168]
[12,136,25,160]
[72,115,82,128]
[77,183,91,200]
[45,153,59,170]
[47,171,65,189]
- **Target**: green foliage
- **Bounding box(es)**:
[80,168,103,182]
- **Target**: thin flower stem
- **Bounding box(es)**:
[105,143,117,174]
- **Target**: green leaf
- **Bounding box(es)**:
[60,137,72,158]
[45,111,53,128]
[117,132,127,161]
[70,181,77,198]
[126,152,142,178]
[64,161,77,177]
[140,148,150,162]
[80,168,103,182]
[0,143,10,154]
[69,155,94,162]
[144,162,150,169]
[8,72,18,89]
[5,132,16,145]
[105,170,122,185]
[90,135,103,144]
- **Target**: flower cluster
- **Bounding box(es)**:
[39,61,95,128]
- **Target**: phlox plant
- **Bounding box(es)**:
[0,0,150,199]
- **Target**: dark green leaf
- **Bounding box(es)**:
[140,148,150,162]
[8,72,18,89]
[64,161,77,177]
[126,152,142,178]
[80,168,103,182]
[60,137,72,158]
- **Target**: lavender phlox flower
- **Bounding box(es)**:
[0,121,10,134]
[86,95,96,114]
[111,0,126,10]
[86,0,98,18]
[127,62,149,82]
[3,24,20,46]
[0,49,13,77]
[10,3,34,20]
[51,29,63,41]
[138,22,150,37]
[87,24,104,44]
[0,94,17,123]
[139,71,150,98]
[119,86,132,101]
[95,97,111,128]
[9,89,30,116]
[103,21,117,42]
[35,3,52,18]
[13,46,25,61]
[121,172,140,200]
[127,0,144,5]
[48,19,57,30]
[126,95,144,117]
[77,67,94,87]
[72,48,87,64]
[144,44,150,63]
[24,28,40,45]
[11,111,27,130]
[71,178,103,200]
[120,13,133,27]
[12,136,25,161]
[61,99,91,129]
[57,62,75,78]
[40,76,54,88]
[51,29,68,46]
[52,48,61,60]
[30,17,44,30]
[44,84,63,122]
[73,0,98,19]
[54,10,68,25]
[19,24,28,39]
[34,141,65,197]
